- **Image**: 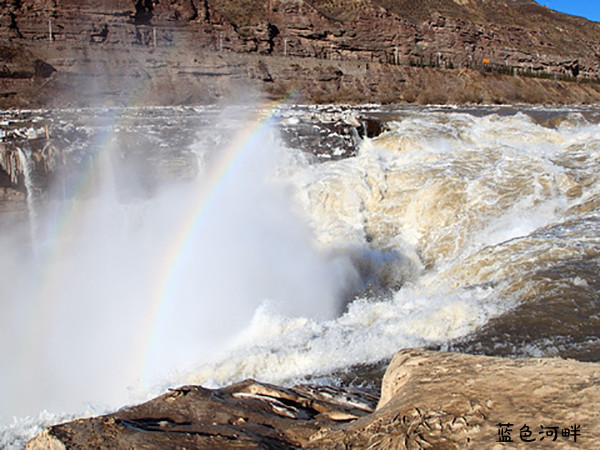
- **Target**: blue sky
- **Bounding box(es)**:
[541,1,600,22]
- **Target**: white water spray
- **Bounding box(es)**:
[16,147,37,245]
[0,109,361,426]
[2,105,600,447]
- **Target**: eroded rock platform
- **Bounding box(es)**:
[27,349,600,449]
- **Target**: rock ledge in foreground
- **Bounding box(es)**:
[27,349,600,449]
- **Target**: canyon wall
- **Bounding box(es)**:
[0,0,600,108]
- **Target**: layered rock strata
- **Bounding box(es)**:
[1,0,600,108]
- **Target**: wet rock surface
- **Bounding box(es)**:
[0,106,385,205]
[26,349,600,449]
[326,349,600,448]
[26,379,379,449]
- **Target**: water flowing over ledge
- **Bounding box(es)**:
[1,104,600,447]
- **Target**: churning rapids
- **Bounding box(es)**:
[2,104,600,446]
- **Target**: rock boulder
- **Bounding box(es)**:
[27,349,600,449]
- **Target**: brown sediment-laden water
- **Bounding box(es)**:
[1,104,599,446]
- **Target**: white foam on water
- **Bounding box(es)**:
[186,283,502,388]
[0,411,86,449]
[183,107,600,390]
[0,106,362,428]
[2,105,600,446]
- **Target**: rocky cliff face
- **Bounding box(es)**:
[26,349,600,448]
[3,0,600,74]
[0,0,600,108]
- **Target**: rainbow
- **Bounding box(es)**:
[9,24,305,410]
[12,33,167,397]
[14,38,300,391]
[137,97,294,386]
[15,110,124,373]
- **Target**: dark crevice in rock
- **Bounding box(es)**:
[118,418,195,433]
[8,12,22,39]
[33,59,56,78]
[133,0,154,25]
[90,24,109,43]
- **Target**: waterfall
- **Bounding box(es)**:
[16,147,38,245]
[2,105,600,440]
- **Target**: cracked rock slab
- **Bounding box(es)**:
[27,350,600,449]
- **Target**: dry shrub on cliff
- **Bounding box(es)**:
[375,0,460,23]
[456,88,484,104]
[416,88,448,105]
[305,0,369,22]
[368,78,402,104]
[206,0,266,27]
[491,76,546,104]
[451,71,485,104]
